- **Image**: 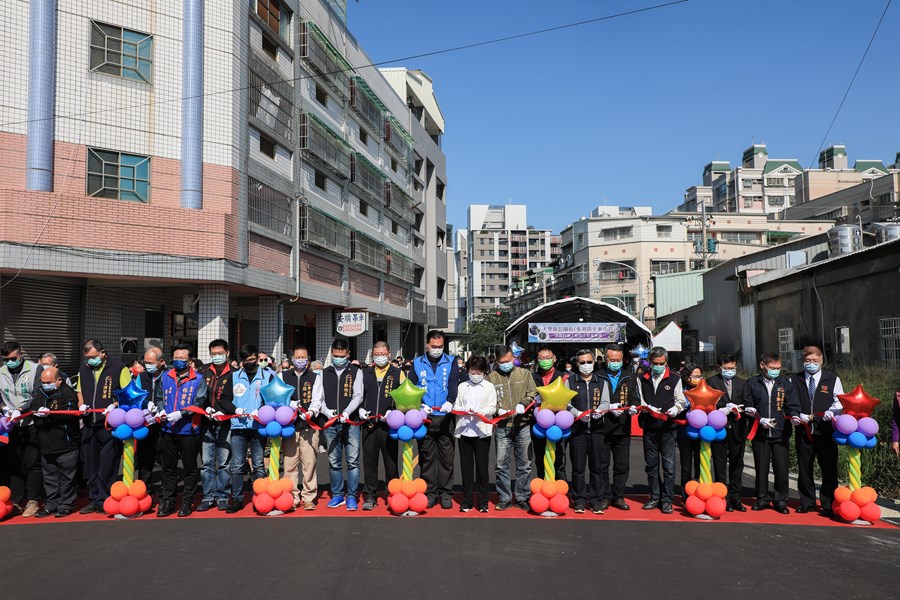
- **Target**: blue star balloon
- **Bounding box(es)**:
[259,376,294,408]
[114,378,150,410]
[510,341,524,357]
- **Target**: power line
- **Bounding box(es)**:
[807,0,892,169]
[0,1,689,130]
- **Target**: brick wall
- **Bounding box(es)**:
[249,232,291,276]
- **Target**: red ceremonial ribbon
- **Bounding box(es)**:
[448,401,536,426]
[10,408,104,423]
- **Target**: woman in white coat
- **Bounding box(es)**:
[453,355,497,512]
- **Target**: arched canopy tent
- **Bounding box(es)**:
[504,298,652,359]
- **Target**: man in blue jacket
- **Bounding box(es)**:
[408,330,459,509]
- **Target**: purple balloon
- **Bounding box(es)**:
[0,416,12,434]
[106,408,127,428]
[856,416,879,437]
[835,414,858,435]
[124,408,145,428]
[554,410,574,429]
[687,409,708,429]
[535,408,556,429]
[275,405,295,426]
[386,410,405,430]
[707,410,727,429]
[405,409,424,429]
[257,405,276,425]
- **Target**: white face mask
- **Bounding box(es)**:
[428,347,444,359]
[579,363,594,375]
[373,355,389,367]
[468,374,484,384]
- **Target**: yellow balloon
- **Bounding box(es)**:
[390,378,426,413]
[535,377,577,412]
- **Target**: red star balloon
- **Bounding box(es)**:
[683,379,724,413]
[837,385,881,418]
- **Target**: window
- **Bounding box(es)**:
[359,129,368,145]
[835,326,851,356]
[778,328,794,354]
[767,196,785,207]
[603,226,633,241]
[249,70,293,140]
[649,260,685,275]
[315,84,328,107]
[598,260,636,281]
[359,200,368,217]
[656,225,673,239]
[742,179,752,190]
[261,34,278,60]
[576,233,585,248]
[87,148,150,202]
[718,232,758,244]
[90,21,153,83]
[391,157,398,172]
[256,0,284,35]
[248,177,292,236]
[259,133,276,158]
[880,317,900,368]
[391,220,398,235]
[314,170,327,190]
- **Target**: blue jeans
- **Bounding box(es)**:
[494,426,533,504]
[643,426,677,503]
[322,424,361,497]
[201,423,231,502]
[229,429,265,501]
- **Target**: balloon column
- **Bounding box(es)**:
[682,380,730,518]
[831,385,882,524]
[252,378,297,515]
[105,379,150,517]
[529,378,577,515]
[386,379,428,514]
[0,415,12,445]
[0,485,13,519]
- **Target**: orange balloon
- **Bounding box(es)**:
[695,483,713,501]
[839,501,860,522]
[834,486,851,503]
[138,495,152,513]
[0,503,8,519]
[541,480,557,499]
[684,480,699,496]
[266,479,283,499]
[103,496,120,515]
[861,486,878,504]
[530,494,550,513]
[0,486,11,503]
[850,488,869,507]
[110,481,129,501]
[389,493,409,514]
[253,493,275,514]
[414,478,427,494]
[683,380,725,412]
[409,492,428,513]
[711,482,728,499]
[279,477,294,493]
[387,478,403,495]
[530,478,543,495]
[555,480,569,495]
[252,478,268,495]
[859,502,881,523]
[549,493,569,514]
[685,495,706,515]
[401,480,417,498]
[128,480,147,499]
[119,495,139,516]
[274,492,294,512]
[706,496,727,517]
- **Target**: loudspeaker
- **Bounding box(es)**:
[681,329,700,355]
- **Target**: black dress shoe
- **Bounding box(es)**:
[725,504,734,512]
[440,497,453,510]
[494,501,511,511]
[795,505,814,514]
[156,501,175,518]
[35,508,55,518]
[597,499,611,511]
[225,499,243,514]
[642,500,659,510]
[611,499,630,511]
[751,501,769,511]
[426,497,437,509]
[774,503,789,515]
[177,502,193,517]
[733,501,747,512]
[55,508,72,518]
[820,508,834,518]
[660,503,673,514]
[79,503,99,515]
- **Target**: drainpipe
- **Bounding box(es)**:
[181,0,203,208]
[25,0,57,191]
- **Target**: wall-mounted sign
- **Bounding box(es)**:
[336,311,368,337]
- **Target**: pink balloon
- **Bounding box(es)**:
[386,410,406,429]
[835,414,858,435]
[856,417,879,437]
[687,409,708,429]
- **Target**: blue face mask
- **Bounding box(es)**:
[332,357,349,369]
[4,358,21,370]
[42,382,58,393]
[803,363,820,374]
[211,354,227,365]
[651,364,666,376]
[497,362,514,373]
[145,363,158,374]
[607,362,623,372]
[721,369,736,380]
[87,356,103,368]
[173,359,189,370]
[766,368,781,379]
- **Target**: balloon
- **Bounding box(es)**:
[540,480,557,499]
[561,428,571,439]
[535,408,556,429]
[707,410,727,429]
[862,486,878,504]
[555,479,569,495]
[532,424,546,439]
[684,480,699,496]
[685,426,700,440]
[397,425,414,442]
[404,409,424,429]
[848,432,867,449]
[275,406,295,426]
[530,478,543,494]
[530,494,550,513]
[712,482,728,499]
[834,486,852,503]
[705,496,727,517]
[280,477,294,493]
[265,421,282,437]
[835,414,858,435]
[715,427,727,442]
[274,492,294,512]
[860,502,881,522]
[113,379,150,409]
[401,480,417,498]
[409,493,428,513]
[838,501,860,522]
[103,496,120,515]
[850,488,869,506]
[414,478,427,494]
[258,405,277,425]
[253,493,275,514]
[114,424,133,440]
[865,435,877,449]
[535,378,578,412]
[107,408,127,428]
[132,426,149,441]
[0,416,12,434]
[549,493,569,514]
[510,341,523,356]
[0,486,10,503]
[630,344,648,359]
[687,410,708,429]
[388,430,398,440]
[119,495,139,516]
[695,483,713,501]
[386,411,406,429]
[260,377,295,408]
[389,379,426,412]
[138,495,152,513]
[129,480,147,499]
[699,426,717,443]
[837,385,881,418]
[832,431,849,445]
[258,427,270,438]
[413,424,427,440]
[856,417,879,437]
[266,479,283,499]
[253,478,268,495]
[389,493,410,513]
[281,426,296,438]
[110,481,129,501]
[125,408,145,428]
[685,495,706,515]
[546,425,562,442]
[554,410,574,430]
[683,380,725,413]
[387,479,403,495]
[0,503,8,519]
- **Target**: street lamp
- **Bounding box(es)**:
[592,259,644,322]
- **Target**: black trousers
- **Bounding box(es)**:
[0,426,43,505]
[159,432,200,504]
[418,414,455,501]
[795,430,838,510]
[81,426,121,504]
[569,429,603,505]
[361,423,398,498]
[136,425,160,492]
[711,423,746,502]
[41,449,79,511]
[677,428,700,495]
[599,432,631,501]
[533,435,567,482]
[751,436,789,504]
[457,435,490,508]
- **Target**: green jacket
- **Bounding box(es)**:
[487,366,537,428]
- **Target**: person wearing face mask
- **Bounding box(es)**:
[407,330,460,509]
[359,341,405,510]
[635,346,685,514]
[791,345,843,516]
[227,344,274,514]
[198,339,237,512]
[677,363,703,503]
[532,346,569,483]
[154,344,207,518]
[76,339,131,515]
[594,343,639,512]
[30,367,81,518]
[744,352,800,514]
[487,345,536,511]
[456,357,468,384]
[281,344,320,511]
[454,356,497,513]
[706,353,748,512]
[257,352,274,374]
[310,360,324,377]
[310,339,365,511]
[136,346,166,501]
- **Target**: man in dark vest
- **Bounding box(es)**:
[198,339,236,512]
[281,343,320,511]
[566,349,611,514]
[791,345,843,516]
[311,339,364,511]
[635,346,685,514]
[76,339,130,514]
[532,345,568,482]
[136,346,166,501]
[595,343,639,512]
[706,353,748,512]
[360,341,403,510]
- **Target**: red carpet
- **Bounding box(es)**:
[1,494,893,528]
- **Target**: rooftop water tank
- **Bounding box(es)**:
[827,224,861,256]
[870,222,900,244]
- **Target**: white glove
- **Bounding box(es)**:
[823,410,835,422]
[234,407,245,415]
[339,413,349,423]
[421,404,432,415]
[35,407,50,417]
[609,403,621,410]
[800,413,810,424]
[760,418,775,429]
[358,409,369,420]
[665,406,679,418]
[322,407,337,419]
[497,408,510,417]
[790,416,803,426]
[725,403,737,411]
[212,411,224,419]
[627,406,638,415]
[579,411,590,422]
[384,409,394,421]
[10,409,21,420]
[147,402,156,413]
[298,411,308,421]
[744,406,758,417]
[719,406,731,414]
[440,401,453,413]
[515,404,526,415]
[289,400,298,410]
[250,409,259,418]
[78,404,89,413]
[591,410,602,420]
[206,406,215,415]
[102,404,115,415]
[648,405,661,414]
[167,411,183,423]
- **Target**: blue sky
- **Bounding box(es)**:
[347,0,900,235]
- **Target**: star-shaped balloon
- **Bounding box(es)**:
[837,385,881,418]
[260,377,294,408]
[114,379,150,410]
[683,379,724,413]
[510,341,523,357]
[536,377,577,412]
[390,379,426,412]
[630,344,648,359]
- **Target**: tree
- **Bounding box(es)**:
[465,311,510,356]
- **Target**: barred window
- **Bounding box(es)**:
[299,113,351,178]
[248,177,292,237]
[299,21,351,99]
[300,204,352,258]
[250,70,293,140]
[350,77,384,136]
[351,153,385,203]
[880,317,900,368]
[352,231,387,273]
[90,21,152,83]
[86,148,150,202]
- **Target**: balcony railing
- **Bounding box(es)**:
[249,70,293,141]
[351,153,386,204]
[384,115,413,165]
[299,21,351,99]
[385,180,416,222]
[389,251,415,283]
[352,231,387,273]
[299,203,351,258]
[350,77,385,136]
[299,112,351,178]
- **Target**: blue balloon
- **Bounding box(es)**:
[546,425,562,442]
[413,424,427,440]
[265,421,282,437]
[281,425,296,438]
[715,427,727,442]
[848,431,867,449]
[865,435,877,449]
[132,426,149,441]
[686,425,700,440]
[114,424,133,440]
[257,426,270,438]
[699,425,716,443]
[113,378,150,410]
[397,425,414,442]
[259,377,294,408]
[388,430,399,440]
[532,424,546,439]
[832,431,849,445]
[561,428,572,439]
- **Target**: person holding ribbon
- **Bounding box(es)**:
[706,353,748,512]
[488,345,537,511]
[360,341,404,511]
[532,346,569,483]
[791,345,843,516]
[281,344,320,511]
[198,339,237,512]
[137,347,166,500]
[677,363,703,502]
[454,355,497,513]
[566,349,611,514]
